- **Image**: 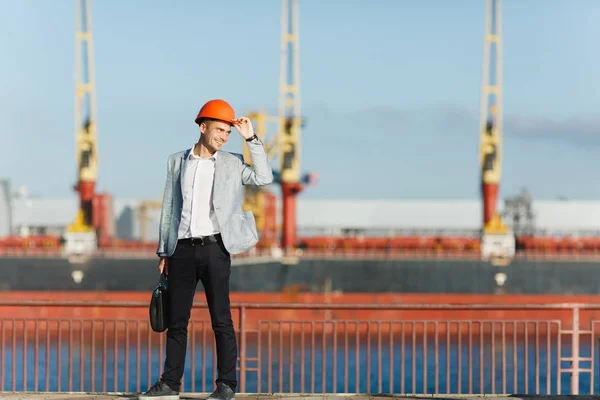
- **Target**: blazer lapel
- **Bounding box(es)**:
[178,148,191,184]
[214,150,225,193]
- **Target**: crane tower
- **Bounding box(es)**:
[243,0,315,256]
[478,0,514,261]
[65,0,101,256]
[479,0,504,230]
[279,0,304,252]
[72,0,98,228]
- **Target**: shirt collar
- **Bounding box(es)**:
[188,145,218,161]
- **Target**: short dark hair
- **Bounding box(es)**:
[197,117,220,126]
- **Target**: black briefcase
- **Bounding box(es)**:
[149,272,170,333]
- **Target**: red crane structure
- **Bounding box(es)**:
[278,0,305,254]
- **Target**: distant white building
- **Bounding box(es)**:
[0,180,11,237]
[1,184,600,240]
[8,196,149,239]
[298,198,600,237]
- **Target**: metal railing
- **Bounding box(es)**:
[0,301,599,395]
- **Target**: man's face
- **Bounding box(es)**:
[200,119,231,150]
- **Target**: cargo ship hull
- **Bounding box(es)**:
[2,256,600,294]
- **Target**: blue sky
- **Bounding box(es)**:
[1,0,599,202]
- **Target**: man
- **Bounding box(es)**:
[140,99,273,400]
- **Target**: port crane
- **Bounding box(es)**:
[277,0,308,255]
[64,0,113,258]
[244,0,317,261]
[64,0,99,257]
[478,0,515,262]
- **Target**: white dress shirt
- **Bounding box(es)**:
[177,146,220,239]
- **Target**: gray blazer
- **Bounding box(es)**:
[156,139,273,257]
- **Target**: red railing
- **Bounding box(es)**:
[6,234,600,260]
[5,246,600,261]
[1,301,600,395]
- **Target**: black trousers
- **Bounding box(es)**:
[160,236,237,392]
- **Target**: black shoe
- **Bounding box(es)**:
[138,379,179,400]
[206,382,235,400]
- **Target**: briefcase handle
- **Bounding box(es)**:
[158,271,168,290]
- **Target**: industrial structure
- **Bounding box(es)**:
[243,113,279,247]
[63,0,114,258]
[276,0,306,253]
[239,0,317,261]
[479,0,503,230]
[1,0,600,262]
[478,0,515,261]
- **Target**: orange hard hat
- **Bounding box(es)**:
[194,99,236,125]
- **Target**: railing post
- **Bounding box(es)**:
[239,305,247,393]
[571,306,580,395]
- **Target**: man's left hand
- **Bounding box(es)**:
[233,117,254,140]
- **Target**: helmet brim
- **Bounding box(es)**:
[195,117,236,126]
